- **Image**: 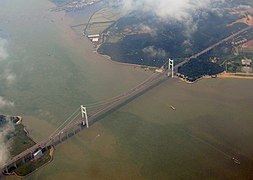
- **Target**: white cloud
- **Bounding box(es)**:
[143,46,166,57]
[138,24,157,36]
[119,0,225,35]
[0,38,8,61]
[0,121,15,166]
[3,69,16,85]
[0,96,14,109]
[0,68,17,86]
[121,0,224,20]
[5,73,16,85]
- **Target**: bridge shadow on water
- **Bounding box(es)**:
[51,77,168,146]
[1,76,169,176]
[89,77,169,126]
[52,125,86,147]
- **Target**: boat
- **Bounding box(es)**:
[232,157,241,165]
[170,105,176,110]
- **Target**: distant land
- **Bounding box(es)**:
[0,115,53,177]
[94,0,253,81]
[48,0,253,82]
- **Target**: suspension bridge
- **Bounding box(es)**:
[0,62,173,175]
[1,25,252,175]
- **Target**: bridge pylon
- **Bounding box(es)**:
[81,105,89,128]
[168,58,174,78]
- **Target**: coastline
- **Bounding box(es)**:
[99,53,158,70]
[49,5,153,75]
[177,72,253,84]
[216,72,253,79]
[47,0,158,73]
[1,1,253,178]
[13,147,54,178]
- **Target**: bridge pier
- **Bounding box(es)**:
[73,127,78,135]
[26,153,33,162]
[13,163,17,169]
[168,59,174,78]
[21,157,25,164]
[65,131,69,139]
[74,125,81,134]
[51,137,59,147]
[4,162,18,174]
[58,133,62,142]
[81,105,89,128]
[4,167,9,174]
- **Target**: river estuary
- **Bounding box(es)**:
[1,0,253,179]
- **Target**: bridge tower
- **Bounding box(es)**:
[168,59,174,78]
[81,105,89,128]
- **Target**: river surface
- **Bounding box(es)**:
[0,0,150,140]
[1,0,253,179]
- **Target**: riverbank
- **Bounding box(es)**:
[13,147,54,178]
[177,72,253,84]
[3,1,253,180]
[216,72,253,79]
[100,53,158,70]
[0,115,35,158]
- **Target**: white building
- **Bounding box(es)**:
[241,58,252,66]
[92,37,99,42]
[87,34,100,38]
[33,149,43,160]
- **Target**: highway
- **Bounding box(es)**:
[1,25,252,173]
[188,26,252,60]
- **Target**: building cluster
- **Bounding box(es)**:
[87,34,100,43]
[209,57,218,63]
[231,37,247,46]
[86,34,106,48]
[241,58,252,66]
[241,58,252,73]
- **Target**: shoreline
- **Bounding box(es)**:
[50,6,153,75]
[216,72,253,79]
[47,1,158,73]
[177,72,253,84]
[98,53,158,70]
[13,147,54,178]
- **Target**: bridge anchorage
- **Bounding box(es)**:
[168,59,174,78]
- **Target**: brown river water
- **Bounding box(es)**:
[1,0,253,179]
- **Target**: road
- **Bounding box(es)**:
[188,26,252,60]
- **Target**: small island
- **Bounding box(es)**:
[0,115,35,157]
[0,115,53,177]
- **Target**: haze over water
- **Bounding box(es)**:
[1,0,253,179]
[0,0,149,138]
